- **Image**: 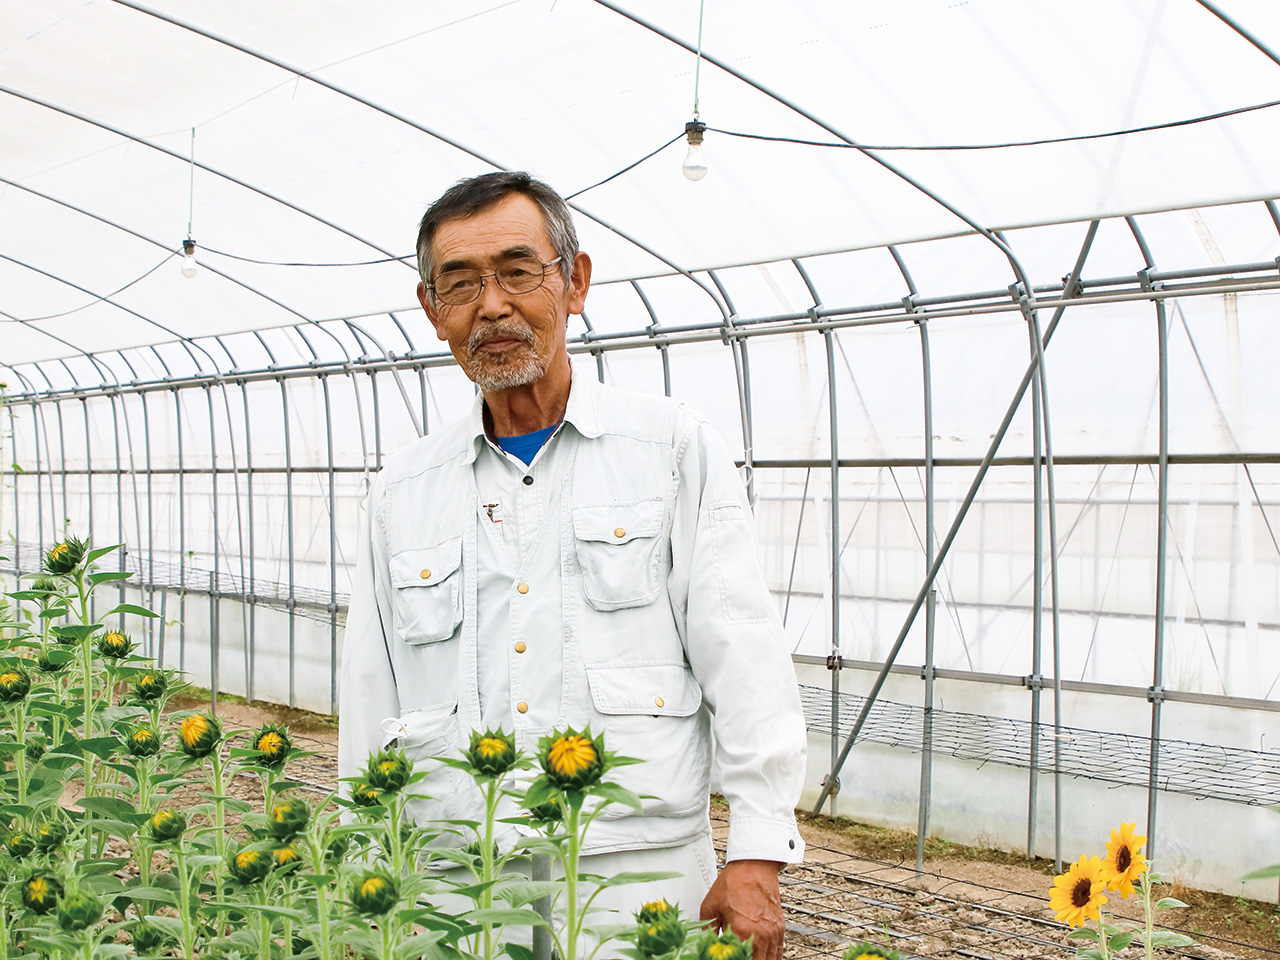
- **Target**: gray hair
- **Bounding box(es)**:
[415,172,578,296]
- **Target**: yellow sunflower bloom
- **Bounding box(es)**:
[1098,822,1148,897]
[548,735,596,776]
[1048,855,1109,928]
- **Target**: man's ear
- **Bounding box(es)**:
[566,251,592,316]
[417,281,448,341]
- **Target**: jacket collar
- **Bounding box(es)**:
[462,361,604,463]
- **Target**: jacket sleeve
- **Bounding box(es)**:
[337,476,402,800]
[667,412,807,864]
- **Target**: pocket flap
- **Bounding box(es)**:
[573,500,664,544]
[390,538,462,588]
[380,701,458,750]
[586,661,702,717]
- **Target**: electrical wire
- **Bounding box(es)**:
[564,132,685,199]
[708,96,1280,151]
[6,254,175,322]
[198,246,413,267]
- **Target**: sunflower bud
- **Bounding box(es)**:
[526,797,565,824]
[350,871,398,916]
[43,538,86,575]
[24,739,45,764]
[0,669,31,703]
[250,723,292,768]
[637,899,678,924]
[843,944,900,960]
[467,728,517,777]
[148,809,187,843]
[178,712,222,759]
[134,671,168,701]
[271,843,302,870]
[97,631,133,660]
[56,889,103,932]
[30,578,59,601]
[636,915,686,958]
[698,931,752,960]
[34,820,67,853]
[21,871,63,914]
[7,831,36,859]
[267,797,310,840]
[365,749,412,793]
[125,724,162,757]
[36,648,70,674]
[540,727,604,791]
[227,845,271,885]
[131,920,173,954]
[351,781,384,808]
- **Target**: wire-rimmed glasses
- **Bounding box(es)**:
[428,256,564,305]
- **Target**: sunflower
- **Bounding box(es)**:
[125,725,162,757]
[178,712,222,758]
[1048,855,1109,928]
[43,537,86,575]
[21,871,63,914]
[365,749,411,792]
[541,727,604,790]
[97,631,133,659]
[350,871,398,916]
[0,669,31,703]
[467,728,516,776]
[250,723,292,768]
[1098,822,1148,897]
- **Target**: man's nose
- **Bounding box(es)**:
[476,275,513,319]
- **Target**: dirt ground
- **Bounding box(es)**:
[194,698,1280,960]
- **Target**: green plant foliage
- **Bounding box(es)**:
[0,533,690,960]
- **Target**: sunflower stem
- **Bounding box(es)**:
[175,844,197,960]
[211,743,228,864]
[1095,908,1112,960]
[481,777,498,960]
[1142,873,1154,960]
[564,795,583,960]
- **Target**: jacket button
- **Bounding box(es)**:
[523,475,534,485]
[654,696,665,708]
[614,527,626,538]
[514,641,527,654]
[420,569,431,580]
[517,582,530,594]
[516,701,529,714]
[789,839,796,850]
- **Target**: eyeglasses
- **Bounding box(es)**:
[428,256,564,306]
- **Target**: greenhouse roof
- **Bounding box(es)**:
[3,0,1280,375]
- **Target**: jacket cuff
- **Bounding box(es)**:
[725,814,805,864]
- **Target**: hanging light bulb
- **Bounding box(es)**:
[682,120,708,181]
[180,238,198,278]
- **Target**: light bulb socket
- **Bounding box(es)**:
[182,239,197,258]
[684,120,706,146]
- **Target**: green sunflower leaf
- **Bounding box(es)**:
[1144,930,1195,948]
[102,603,159,618]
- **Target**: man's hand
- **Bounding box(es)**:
[699,859,785,960]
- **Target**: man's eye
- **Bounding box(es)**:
[440,274,478,292]
[503,266,534,280]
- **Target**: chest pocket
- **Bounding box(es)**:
[573,499,666,611]
[389,539,463,644]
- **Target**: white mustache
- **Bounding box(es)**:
[467,323,535,355]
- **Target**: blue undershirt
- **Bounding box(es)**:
[494,423,558,465]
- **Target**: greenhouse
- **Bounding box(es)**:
[4,0,1280,945]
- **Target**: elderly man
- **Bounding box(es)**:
[338,171,806,959]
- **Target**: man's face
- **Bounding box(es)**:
[417,193,589,393]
